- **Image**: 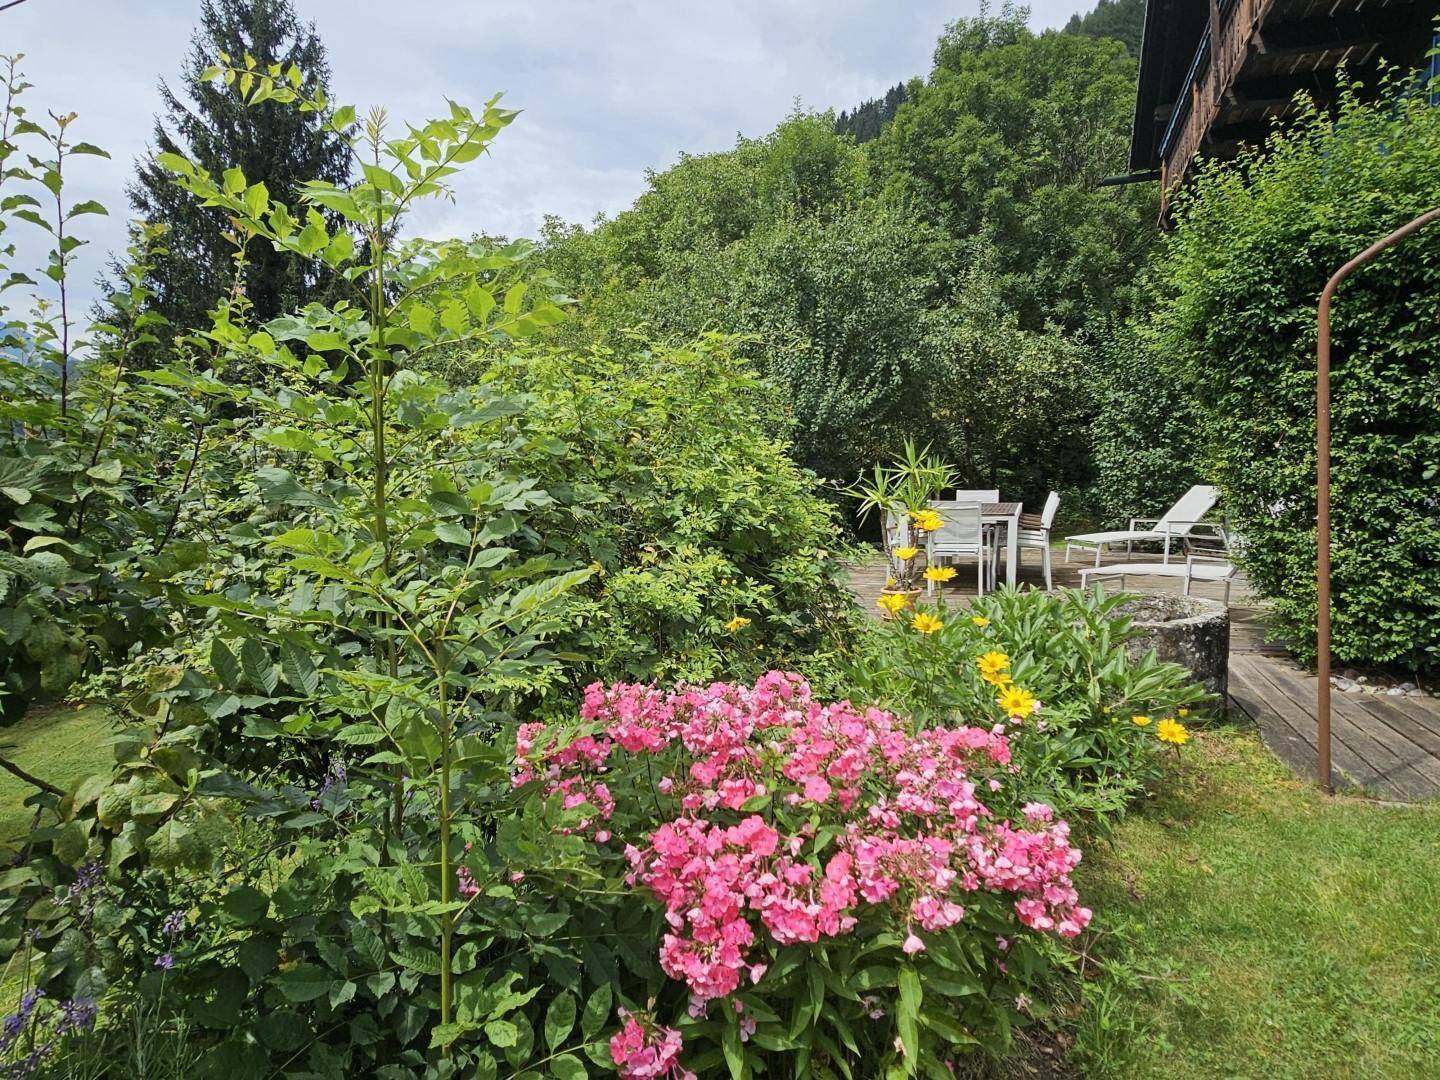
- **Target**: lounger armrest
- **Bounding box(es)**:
[1131,519,1213,535]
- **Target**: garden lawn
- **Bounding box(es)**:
[0,704,114,850]
[1072,726,1440,1079]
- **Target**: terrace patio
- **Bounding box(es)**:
[847,547,1440,802]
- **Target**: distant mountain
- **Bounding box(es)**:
[1063,0,1145,58]
[834,82,908,144]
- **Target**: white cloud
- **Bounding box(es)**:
[3,0,1089,312]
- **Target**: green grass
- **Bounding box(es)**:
[1069,727,1440,1079]
[0,702,116,850]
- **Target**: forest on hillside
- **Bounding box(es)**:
[535,1,1154,515]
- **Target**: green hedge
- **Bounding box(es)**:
[1150,74,1440,674]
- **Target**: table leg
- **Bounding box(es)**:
[1006,515,1018,588]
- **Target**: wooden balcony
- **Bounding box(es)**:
[1139,0,1440,214]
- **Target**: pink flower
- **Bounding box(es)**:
[515,673,1093,1007]
[610,1012,689,1079]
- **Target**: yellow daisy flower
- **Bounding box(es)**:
[911,612,944,635]
[1157,718,1191,745]
[971,615,990,627]
[876,593,908,615]
[1131,714,1152,727]
[893,546,920,561]
[977,651,1011,680]
[1178,708,1190,718]
[724,616,751,632]
[997,685,1037,718]
[910,509,944,533]
[923,566,957,583]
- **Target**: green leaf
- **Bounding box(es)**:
[84,459,122,483]
[433,521,470,545]
[280,640,319,695]
[240,638,278,695]
[484,1018,518,1048]
[722,1021,746,1080]
[243,180,269,219]
[130,792,180,818]
[580,984,612,1040]
[238,936,278,982]
[544,991,576,1050]
[392,948,443,976]
[897,965,922,1069]
[223,167,247,194]
[551,1053,588,1080]
[221,885,270,926]
[407,303,435,336]
[304,330,349,353]
[210,639,242,690]
[258,1008,309,1052]
[275,963,333,1003]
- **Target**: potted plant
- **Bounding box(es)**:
[845,441,957,617]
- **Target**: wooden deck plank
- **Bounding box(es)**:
[1228,654,1439,800]
[1256,660,1439,796]
[1347,697,1440,787]
[1243,655,1437,798]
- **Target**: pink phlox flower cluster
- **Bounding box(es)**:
[516,673,1093,999]
[969,819,1092,937]
[609,1011,694,1080]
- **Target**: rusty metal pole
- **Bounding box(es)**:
[1315,206,1440,794]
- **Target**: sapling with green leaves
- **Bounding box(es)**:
[155,52,585,1038]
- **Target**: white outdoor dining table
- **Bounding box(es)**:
[982,502,1023,588]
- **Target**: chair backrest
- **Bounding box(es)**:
[1157,485,1220,534]
[1039,490,1060,529]
[928,503,982,551]
[884,508,911,550]
[946,489,999,504]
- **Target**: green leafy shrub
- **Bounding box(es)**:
[842,588,1210,824]
[471,336,860,699]
[1150,71,1440,674]
[1085,319,1201,527]
[0,58,215,721]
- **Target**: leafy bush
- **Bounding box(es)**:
[471,337,859,699]
[842,588,1210,824]
[1085,319,1201,527]
[0,62,216,721]
[1150,72,1440,674]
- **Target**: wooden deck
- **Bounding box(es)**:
[846,546,1440,802]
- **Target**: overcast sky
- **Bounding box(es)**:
[4,0,1089,311]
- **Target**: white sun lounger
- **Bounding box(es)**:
[1079,554,1238,604]
[1064,485,1221,566]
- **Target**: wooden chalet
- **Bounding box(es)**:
[1130,0,1440,212]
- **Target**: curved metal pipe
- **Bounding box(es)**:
[1315,206,1440,794]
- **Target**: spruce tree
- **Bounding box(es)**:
[125,0,350,332]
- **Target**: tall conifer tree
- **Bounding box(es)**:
[125,0,350,332]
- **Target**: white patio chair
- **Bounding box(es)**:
[947,488,999,503]
[1078,551,1238,604]
[1016,491,1060,590]
[1064,485,1221,566]
[883,508,912,551]
[925,503,993,596]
